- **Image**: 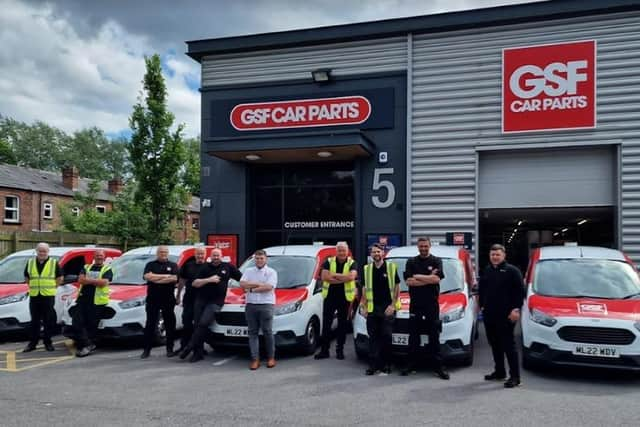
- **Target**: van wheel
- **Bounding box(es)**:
[300,318,319,355]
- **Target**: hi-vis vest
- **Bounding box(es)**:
[26,258,58,297]
[79,264,111,306]
[363,261,401,313]
[322,257,356,302]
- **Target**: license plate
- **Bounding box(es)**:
[391,334,429,346]
[224,327,248,337]
[572,345,619,358]
[392,333,409,345]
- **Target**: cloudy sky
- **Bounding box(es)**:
[0,0,539,138]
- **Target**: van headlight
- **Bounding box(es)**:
[0,292,28,306]
[118,297,146,310]
[275,300,303,316]
[530,308,557,327]
[440,306,465,323]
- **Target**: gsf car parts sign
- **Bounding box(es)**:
[502,40,596,133]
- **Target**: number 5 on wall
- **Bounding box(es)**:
[372,168,396,209]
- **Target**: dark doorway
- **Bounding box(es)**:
[250,163,356,252]
[478,206,615,274]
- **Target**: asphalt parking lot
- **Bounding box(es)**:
[1,326,639,427]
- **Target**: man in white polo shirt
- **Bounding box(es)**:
[240,249,278,370]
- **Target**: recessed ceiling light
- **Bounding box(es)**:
[245,154,261,161]
[317,151,333,158]
[577,219,588,226]
[562,228,569,233]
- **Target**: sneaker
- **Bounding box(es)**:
[88,343,97,353]
[140,349,151,359]
[189,353,204,363]
[166,349,177,358]
[382,366,392,375]
[377,371,389,377]
[400,369,416,376]
[435,368,450,380]
[365,368,376,376]
[44,343,55,352]
[504,378,521,388]
[179,346,192,360]
[484,372,507,381]
[75,347,91,358]
[314,351,330,360]
[335,349,345,360]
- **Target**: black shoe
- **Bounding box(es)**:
[336,349,345,360]
[189,353,204,363]
[484,371,507,381]
[504,378,521,388]
[22,343,37,353]
[314,351,329,360]
[435,368,450,380]
[140,349,151,359]
[400,368,416,376]
[179,346,193,360]
[166,350,177,358]
[44,343,55,352]
[365,368,376,376]
[382,366,392,375]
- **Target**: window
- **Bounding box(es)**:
[4,196,19,223]
[192,217,199,230]
[96,205,106,214]
[43,202,53,219]
[71,207,80,217]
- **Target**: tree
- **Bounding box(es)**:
[59,181,110,235]
[10,120,68,170]
[103,136,132,179]
[182,136,200,196]
[0,138,16,164]
[63,127,111,179]
[128,54,187,243]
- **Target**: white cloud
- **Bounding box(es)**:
[0,0,201,137]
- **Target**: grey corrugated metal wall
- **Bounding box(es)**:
[201,37,407,86]
[411,11,640,261]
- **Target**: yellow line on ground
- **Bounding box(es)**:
[6,351,16,372]
[13,356,75,372]
[13,356,72,362]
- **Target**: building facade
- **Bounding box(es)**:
[188,0,640,270]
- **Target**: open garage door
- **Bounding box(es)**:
[478,147,617,273]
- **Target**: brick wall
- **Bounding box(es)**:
[0,188,112,233]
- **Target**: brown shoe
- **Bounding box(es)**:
[267,358,276,368]
[249,359,260,370]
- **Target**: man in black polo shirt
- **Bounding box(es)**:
[140,246,179,359]
[360,243,400,375]
[176,247,208,353]
[180,248,242,363]
[402,237,449,379]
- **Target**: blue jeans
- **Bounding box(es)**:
[245,303,275,359]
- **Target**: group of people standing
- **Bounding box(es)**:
[22,238,524,387]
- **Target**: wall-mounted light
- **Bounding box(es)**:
[317,151,333,158]
[311,68,332,83]
[201,199,211,208]
[245,154,261,161]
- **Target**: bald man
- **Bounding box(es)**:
[140,246,179,359]
[23,243,64,352]
[180,248,241,363]
[176,247,208,353]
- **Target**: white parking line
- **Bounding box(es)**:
[212,356,237,366]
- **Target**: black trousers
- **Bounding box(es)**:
[406,306,443,370]
[180,291,196,348]
[143,294,176,351]
[321,293,349,352]
[71,302,109,348]
[367,312,394,370]
[484,318,520,379]
[29,295,56,346]
[187,298,220,356]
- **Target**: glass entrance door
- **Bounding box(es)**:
[250,163,355,251]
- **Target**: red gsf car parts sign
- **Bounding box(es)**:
[502,40,596,133]
[230,96,372,131]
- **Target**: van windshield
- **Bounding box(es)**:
[230,256,316,289]
[0,256,60,284]
[385,257,464,293]
[110,255,179,285]
[533,259,640,299]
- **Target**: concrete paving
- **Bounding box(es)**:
[1,326,639,427]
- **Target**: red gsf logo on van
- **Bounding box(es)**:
[230,96,371,131]
[502,40,596,133]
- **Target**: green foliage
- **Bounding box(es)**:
[59,181,110,235]
[182,137,200,196]
[128,54,187,243]
[0,138,16,164]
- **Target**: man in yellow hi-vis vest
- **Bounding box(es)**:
[23,242,64,352]
[73,249,113,357]
[315,241,357,360]
[360,243,400,375]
